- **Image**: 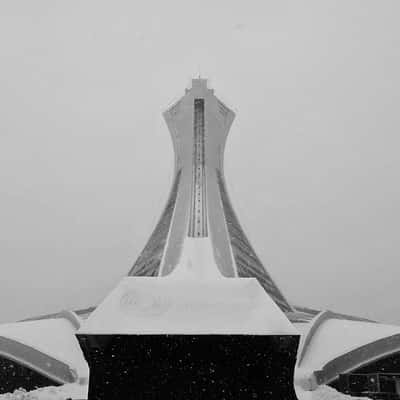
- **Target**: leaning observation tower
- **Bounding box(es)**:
[129,78,292,313]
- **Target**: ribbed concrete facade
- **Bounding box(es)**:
[128,79,292,313]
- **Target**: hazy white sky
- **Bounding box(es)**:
[1,1,399,324]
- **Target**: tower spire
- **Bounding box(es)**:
[128,79,293,313]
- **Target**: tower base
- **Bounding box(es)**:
[77,334,299,400]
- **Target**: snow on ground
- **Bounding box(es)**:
[0,384,371,400]
[296,385,371,400]
[0,383,87,400]
[309,386,371,400]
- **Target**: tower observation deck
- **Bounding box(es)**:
[128,79,293,313]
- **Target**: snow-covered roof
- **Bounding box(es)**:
[80,236,298,335]
[78,276,297,335]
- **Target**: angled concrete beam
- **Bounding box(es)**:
[0,336,77,385]
[297,310,377,367]
[313,333,400,385]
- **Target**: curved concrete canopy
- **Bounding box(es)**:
[296,311,400,390]
[0,316,88,386]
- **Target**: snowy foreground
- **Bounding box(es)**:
[0,384,86,400]
[0,384,371,400]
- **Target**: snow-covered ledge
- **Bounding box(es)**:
[78,276,296,336]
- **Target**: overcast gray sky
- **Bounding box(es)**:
[1,1,399,324]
